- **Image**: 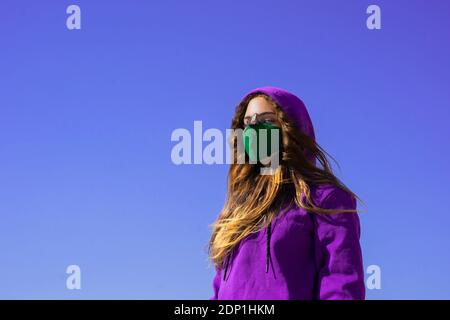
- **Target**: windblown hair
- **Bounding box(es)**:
[207,93,361,269]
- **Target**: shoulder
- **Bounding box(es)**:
[309,183,356,211]
[308,183,361,237]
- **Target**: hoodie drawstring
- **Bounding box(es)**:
[223,251,230,281]
[266,221,272,273]
[223,220,272,281]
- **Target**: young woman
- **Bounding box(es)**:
[207,86,365,300]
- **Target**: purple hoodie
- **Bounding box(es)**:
[210,86,365,300]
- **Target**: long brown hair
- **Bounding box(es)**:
[207,92,361,269]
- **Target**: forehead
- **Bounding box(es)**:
[244,96,276,116]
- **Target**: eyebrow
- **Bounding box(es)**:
[243,111,276,119]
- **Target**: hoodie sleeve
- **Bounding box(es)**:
[312,186,365,300]
[209,265,221,300]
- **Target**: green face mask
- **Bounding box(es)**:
[242,122,282,163]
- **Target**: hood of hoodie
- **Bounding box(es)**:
[221,86,317,279]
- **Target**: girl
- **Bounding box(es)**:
[207,86,365,300]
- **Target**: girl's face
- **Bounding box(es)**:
[243,97,281,127]
[243,96,284,167]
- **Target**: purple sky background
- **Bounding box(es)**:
[0,0,449,299]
